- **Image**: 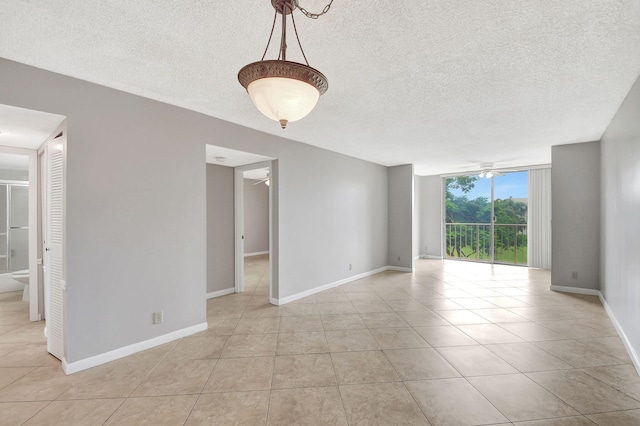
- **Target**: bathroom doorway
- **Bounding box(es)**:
[0,148,38,320]
[0,103,66,362]
[0,156,30,292]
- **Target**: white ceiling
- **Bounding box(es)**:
[205,144,273,167]
[2,1,640,175]
[0,104,65,150]
[206,145,270,180]
[244,167,269,181]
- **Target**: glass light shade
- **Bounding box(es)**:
[247,77,320,125]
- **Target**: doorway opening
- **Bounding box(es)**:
[239,167,270,300]
[444,170,529,265]
[205,144,278,304]
[0,103,66,362]
[234,161,276,302]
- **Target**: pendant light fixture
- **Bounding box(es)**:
[238,0,332,129]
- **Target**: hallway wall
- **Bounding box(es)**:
[243,179,269,255]
[600,72,640,369]
[206,164,234,294]
[551,141,601,290]
[388,165,414,270]
[416,175,443,259]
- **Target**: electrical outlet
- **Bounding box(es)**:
[571,272,578,280]
[397,256,401,262]
[349,264,352,270]
[153,311,163,324]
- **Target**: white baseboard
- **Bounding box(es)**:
[270,264,417,305]
[245,251,269,257]
[62,321,208,375]
[207,288,235,299]
[270,266,390,305]
[421,255,444,260]
[549,285,600,296]
[387,266,414,273]
[551,285,640,375]
[598,292,640,375]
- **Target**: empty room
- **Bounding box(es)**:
[1,1,639,425]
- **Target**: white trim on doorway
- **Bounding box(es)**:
[234,161,276,301]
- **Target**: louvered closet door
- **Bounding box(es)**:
[45,137,65,360]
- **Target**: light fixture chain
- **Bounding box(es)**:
[261,9,279,61]
[290,11,310,66]
[298,0,334,19]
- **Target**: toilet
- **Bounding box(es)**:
[11,269,29,301]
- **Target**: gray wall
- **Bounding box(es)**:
[388,165,414,269]
[279,151,388,290]
[551,142,600,290]
[207,164,234,294]
[412,176,421,259]
[243,179,269,255]
[418,176,444,258]
[0,58,389,363]
[600,73,640,363]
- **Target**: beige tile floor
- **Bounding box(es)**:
[1,256,640,425]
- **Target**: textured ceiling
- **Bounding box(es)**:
[2,1,640,175]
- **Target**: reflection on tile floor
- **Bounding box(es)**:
[1,255,639,425]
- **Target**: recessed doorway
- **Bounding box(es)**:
[205,145,278,304]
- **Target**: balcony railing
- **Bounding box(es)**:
[445,222,528,265]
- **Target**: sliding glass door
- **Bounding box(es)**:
[444,176,492,261]
[445,171,528,265]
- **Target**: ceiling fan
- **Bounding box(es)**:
[478,169,504,178]
[464,163,521,179]
[253,173,270,186]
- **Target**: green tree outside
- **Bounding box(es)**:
[445,176,528,264]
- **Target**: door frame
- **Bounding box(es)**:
[0,145,39,321]
[234,160,275,301]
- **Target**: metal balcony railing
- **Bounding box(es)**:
[445,223,528,265]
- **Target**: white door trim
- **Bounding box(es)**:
[234,161,274,298]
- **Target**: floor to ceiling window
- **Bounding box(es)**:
[444,171,529,265]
